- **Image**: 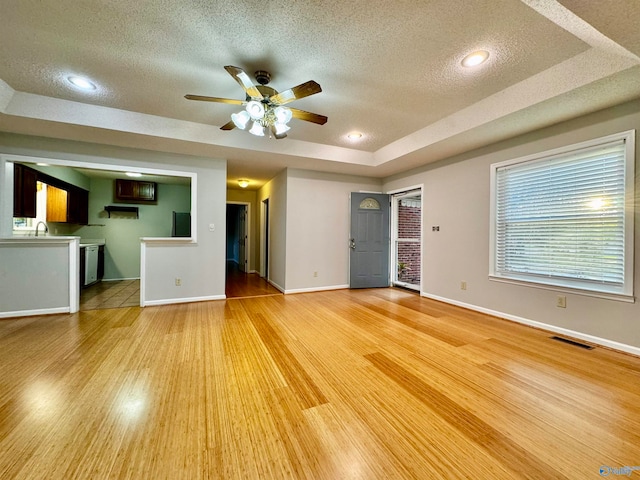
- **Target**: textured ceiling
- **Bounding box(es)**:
[0,0,639,189]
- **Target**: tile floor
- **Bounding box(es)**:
[80,280,140,311]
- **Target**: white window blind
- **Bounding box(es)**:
[491,132,634,298]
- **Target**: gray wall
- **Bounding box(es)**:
[143,162,227,304]
[257,170,287,291]
[384,99,640,350]
[0,241,70,312]
[285,168,382,292]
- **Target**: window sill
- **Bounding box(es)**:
[488,275,635,303]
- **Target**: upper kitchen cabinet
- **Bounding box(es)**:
[115,179,156,203]
[46,185,68,222]
[13,163,38,218]
[68,187,89,224]
[45,184,89,224]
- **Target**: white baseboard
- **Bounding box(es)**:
[0,306,70,319]
[420,292,640,357]
[285,284,349,294]
[143,294,226,307]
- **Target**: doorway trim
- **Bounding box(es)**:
[227,201,251,273]
[260,198,269,279]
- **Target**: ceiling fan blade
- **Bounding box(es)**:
[224,65,263,100]
[270,80,322,105]
[220,120,236,131]
[184,94,244,105]
[289,108,328,125]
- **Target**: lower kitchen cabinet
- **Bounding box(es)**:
[97,245,105,280]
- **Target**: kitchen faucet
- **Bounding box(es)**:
[34,221,49,237]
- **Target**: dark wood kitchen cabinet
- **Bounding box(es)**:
[97,245,105,280]
[13,163,38,218]
[115,179,156,202]
[46,184,89,225]
[68,187,89,224]
[14,163,89,224]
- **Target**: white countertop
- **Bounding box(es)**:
[0,236,79,243]
[79,238,106,247]
[1,236,105,247]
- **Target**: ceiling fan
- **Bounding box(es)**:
[185,66,327,139]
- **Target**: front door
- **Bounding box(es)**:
[349,192,390,288]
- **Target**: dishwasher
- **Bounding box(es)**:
[84,245,99,286]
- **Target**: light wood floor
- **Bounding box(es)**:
[225,261,281,299]
[1,288,639,479]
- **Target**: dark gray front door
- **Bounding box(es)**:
[349,192,390,288]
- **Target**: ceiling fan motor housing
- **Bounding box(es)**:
[255,70,271,85]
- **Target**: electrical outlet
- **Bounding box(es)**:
[209,224,215,232]
[175,277,182,286]
[460,281,467,290]
[313,271,318,277]
[556,295,566,308]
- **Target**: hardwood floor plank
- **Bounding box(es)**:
[349,389,516,480]
[365,351,571,480]
[407,348,638,476]
[1,289,639,478]
[248,311,328,410]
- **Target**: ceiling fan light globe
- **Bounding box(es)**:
[246,101,265,120]
[231,111,250,129]
[274,123,290,135]
[249,121,265,136]
[274,106,292,124]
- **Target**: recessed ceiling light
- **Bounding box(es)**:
[36,163,49,166]
[126,172,142,178]
[461,50,490,67]
[67,75,97,91]
[347,132,363,140]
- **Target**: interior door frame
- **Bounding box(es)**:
[260,198,269,279]
[226,201,251,273]
[388,185,424,291]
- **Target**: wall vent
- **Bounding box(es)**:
[550,336,594,350]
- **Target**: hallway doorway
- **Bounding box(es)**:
[225,200,280,298]
[225,261,281,298]
[226,202,249,272]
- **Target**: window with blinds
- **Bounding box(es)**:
[490,131,635,299]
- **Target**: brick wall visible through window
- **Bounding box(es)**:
[397,200,421,284]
